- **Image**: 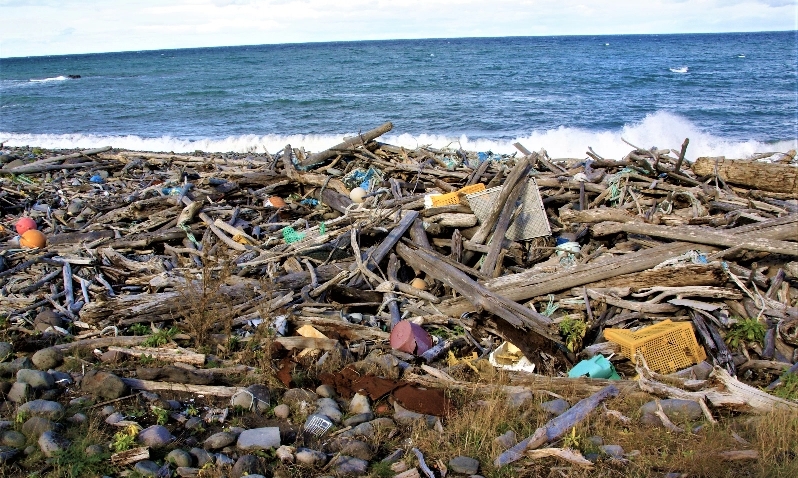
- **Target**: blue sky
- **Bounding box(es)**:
[1,0,796,58]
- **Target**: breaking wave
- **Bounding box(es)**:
[1,112,795,162]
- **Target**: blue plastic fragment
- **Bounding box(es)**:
[89,174,104,184]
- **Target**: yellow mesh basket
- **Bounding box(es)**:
[604,320,707,374]
[429,183,485,207]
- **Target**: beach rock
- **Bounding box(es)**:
[343,412,374,427]
[540,398,570,416]
[0,357,33,377]
[204,431,237,450]
[639,399,703,423]
[18,400,64,421]
[236,427,281,451]
[68,413,87,424]
[69,396,92,407]
[232,454,263,478]
[85,444,105,457]
[231,384,270,412]
[316,397,342,422]
[316,384,336,398]
[176,467,200,478]
[82,370,128,399]
[166,449,194,468]
[104,412,125,425]
[31,348,63,370]
[494,430,517,450]
[329,438,373,461]
[137,425,173,448]
[190,447,213,467]
[7,382,31,403]
[449,455,480,474]
[16,369,55,390]
[507,390,534,408]
[600,444,625,459]
[1,430,26,448]
[273,404,290,419]
[282,388,317,406]
[21,417,55,437]
[0,343,12,362]
[34,309,63,332]
[0,446,20,464]
[100,405,116,416]
[99,351,125,363]
[348,393,371,415]
[330,455,369,476]
[295,447,327,467]
[133,460,162,477]
[38,431,66,457]
[184,416,203,431]
[39,388,61,401]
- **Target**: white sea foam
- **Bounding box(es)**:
[2,112,795,162]
[29,76,68,83]
[669,66,689,73]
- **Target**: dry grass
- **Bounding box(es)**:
[402,371,798,478]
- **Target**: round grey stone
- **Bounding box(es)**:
[166,448,194,468]
[16,369,55,390]
[295,447,327,467]
[639,399,703,423]
[21,417,55,438]
[137,425,173,448]
[67,413,87,425]
[7,382,31,403]
[190,447,213,467]
[85,444,105,457]
[38,431,66,457]
[1,430,26,448]
[31,348,63,371]
[0,343,12,362]
[232,454,262,478]
[184,417,204,430]
[104,412,125,425]
[448,455,480,475]
[273,404,290,419]
[315,384,336,398]
[331,455,368,475]
[133,460,161,477]
[539,398,570,416]
[600,444,625,459]
[18,400,64,421]
[281,388,318,406]
[343,412,374,427]
[204,431,237,450]
[81,370,128,400]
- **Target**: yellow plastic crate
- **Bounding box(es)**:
[604,320,706,374]
[429,183,486,207]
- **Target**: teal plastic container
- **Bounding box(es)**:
[568,354,621,380]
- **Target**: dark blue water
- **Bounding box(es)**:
[1,32,796,159]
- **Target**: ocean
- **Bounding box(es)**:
[1,31,796,160]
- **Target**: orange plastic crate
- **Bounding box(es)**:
[604,320,706,374]
[429,183,485,207]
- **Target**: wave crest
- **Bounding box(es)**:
[1,112,795,161]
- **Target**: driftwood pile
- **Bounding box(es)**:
[1,123,797,418]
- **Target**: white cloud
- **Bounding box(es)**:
[0,0,794,57]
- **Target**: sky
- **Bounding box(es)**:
[0,0,796,58]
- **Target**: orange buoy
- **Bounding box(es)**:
[410,278,428,290]
[15,217,37,235]
[20,229,46,249]
[268,196,287,208]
